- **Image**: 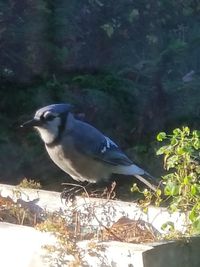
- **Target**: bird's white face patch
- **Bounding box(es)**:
[34,117,61,144]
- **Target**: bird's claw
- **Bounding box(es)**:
[60,183,89,203]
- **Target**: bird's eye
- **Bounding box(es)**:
[42,111,55,121]
[46,114,55,121]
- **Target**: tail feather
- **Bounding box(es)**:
[113,164,158,191]
[134,174,157,191]
[114,164,145,176]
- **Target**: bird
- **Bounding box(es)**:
[21,103,158,191]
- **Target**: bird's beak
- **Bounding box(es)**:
[20,118,41,128]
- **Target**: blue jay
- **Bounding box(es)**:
[21,104,157,191]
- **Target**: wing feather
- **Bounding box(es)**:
[71,120,132,166]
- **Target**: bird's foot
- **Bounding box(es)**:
[60,181,117,202]
[61,182,89,203]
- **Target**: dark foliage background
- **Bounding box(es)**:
[0,0,200,190]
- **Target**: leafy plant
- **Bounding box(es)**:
[156,127,200,234]
[131,183,162,212]
[132,126,200,236]
[18,178,42,189]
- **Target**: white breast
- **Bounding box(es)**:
[45,145,96,183]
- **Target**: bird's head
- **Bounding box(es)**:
[21,103,73,145]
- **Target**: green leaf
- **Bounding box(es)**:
[164,182,179,196]
[173,128,181,136]
[156,145,168,155]
[161,221,175,231]
[189,207,197,222]
[156,189,162,197]
[196,166,200,174]
[170,202,179,212]
[176,147,185,155]
[193,139,200,150]
[189,205,200,233]
[183,176,189,185]
[131,183,139,192]
[171,137,178,146]
[183,126,190,136]
[157,132,167,141]
[166,155,179,168]
[192,130,200,138]
[162,173,175,181]
[192,219,200,234]
[191,184,197,195]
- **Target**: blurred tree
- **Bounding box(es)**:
[0,0,200,189]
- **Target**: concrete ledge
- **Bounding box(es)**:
[0,222,199,267]
[0,184,186,233]
[143,237,200,267]
[0,183,198,267]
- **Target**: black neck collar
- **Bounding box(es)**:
[45,112,68,148]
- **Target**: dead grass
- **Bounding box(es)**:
[0,182,159,244]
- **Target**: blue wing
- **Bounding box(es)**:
[71,120,133,166]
